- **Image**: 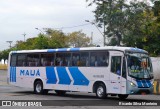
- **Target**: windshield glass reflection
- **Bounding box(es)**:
[127,53,153,79]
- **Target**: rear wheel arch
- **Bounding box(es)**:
[34,79,43,88]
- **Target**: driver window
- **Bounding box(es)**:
[111,56,121,75]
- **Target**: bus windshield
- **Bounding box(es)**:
[127,53,153,79]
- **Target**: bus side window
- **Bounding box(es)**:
[111,56,121,75]
[90,51,109,67]
[41,53,55,66]
[56,53,71,66]
[72,53,80,66]
[27,54,40,66]
[64,53,71,66]
[81,52,89,67]
[55,53,63,66]
[17,54,26,66]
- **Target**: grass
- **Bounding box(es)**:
[0,64,7,70]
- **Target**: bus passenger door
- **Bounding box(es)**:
[109,52,123,94]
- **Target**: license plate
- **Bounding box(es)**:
[141,92,146,95]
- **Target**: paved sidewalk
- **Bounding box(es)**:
[0,70,8,86]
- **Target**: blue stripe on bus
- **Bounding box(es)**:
[11,51,17,54]
[15,67,17,82]
[47,48,80,52]
[142,80,148,87]
[146,80,152,87]
[12,67,14,82]
[56,67,71,85]
[47,49,57,52]
[130,48,145,53]
[70,48,80,51]
[68,67,89,86]
[13,67,15,82]
[136,80,151,88]
[13,67,14,82]
[46,67,57,84]
[57,48,68,52]
[136,80,143,87]
[14,67,16,82]
[10,67,16,82]
[10,67,12,82]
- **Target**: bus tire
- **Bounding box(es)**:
[34,80,43,94]
[96,83,107,99]
[55,90,66,96]
[118,94,129,100]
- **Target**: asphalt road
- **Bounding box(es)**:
[0,70,160,109]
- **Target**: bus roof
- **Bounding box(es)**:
[10,46,148,54]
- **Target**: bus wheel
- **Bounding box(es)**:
[118,94,129,100]
[96,83,107,99]
[34,80,43,94]
[55,90,66,96]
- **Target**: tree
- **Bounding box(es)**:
[45,29,69,48]
[67,31,91,47]
[122,1,148,48]
[0,48,15,60]
[87,0,160,56]
[142,1,160,56]
[87,0,128,46]
[0,29,92,60]
[34,34,49,49]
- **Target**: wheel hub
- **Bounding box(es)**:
[36,84,42,93]
[97,86,104,97]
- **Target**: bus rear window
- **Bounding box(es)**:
[10,54,17,66]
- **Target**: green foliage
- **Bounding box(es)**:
[87,0,160,56]
[108,37,118,46]
[0,29,91,60]
[35,34,49,49]
[46,29,69,48]
[89,0,128,46]
[68,30,91,47]
[0,48,16,60]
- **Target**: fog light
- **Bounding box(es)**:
[130,90,134,94]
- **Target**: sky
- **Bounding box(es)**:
[0,0,104,51]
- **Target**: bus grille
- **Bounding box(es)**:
[136,80,152,88]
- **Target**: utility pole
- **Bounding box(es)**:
[22,33,26,42]
[6,41,13,48]
[103,0,106,46]
[85,20,106,46]
[91,32,93,45]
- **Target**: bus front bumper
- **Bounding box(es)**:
[128,87,154,95]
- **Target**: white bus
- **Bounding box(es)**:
[7,46,154,99]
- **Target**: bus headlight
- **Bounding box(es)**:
[130,82,136,87]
